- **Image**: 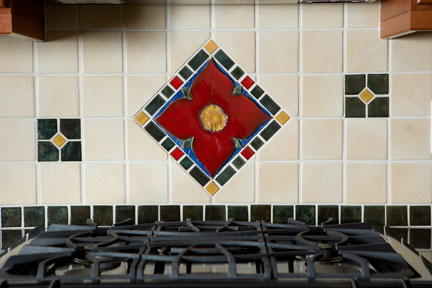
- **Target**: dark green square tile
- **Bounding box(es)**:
[161,137,175,151]
[296,205,315,225]
[1,208,21,227]
[190,166,210,186]
[251,205,271,222]
[386,227,407,242]
[179,66,193,80]
[205,205,226,221]
[228,206,248,221]
[215,166,236,186]
[93,206,113,226]
[364,206,385,227]
[260,120,281,141]
[232,156,245,170]
[38,119,57,140]
[38,141,59,161]
[345,97,365,118]
[48,206,68,226]
[70,206,90,226]
[214,50,234,70]
[160,205,180,222]
[273,206,294,224]
[60,119,81,139]
[145,121,165,142]
[387,206,408,226]
[367,74,388,95]
[61,141,81,161]
[24,207,45,227]
[180,156,193,170]
[318,205,339,225]
[161,86,175,99]
[368,97,389,118]
[250,85,264,99]
[260,95,281,116]
[345,74,366,95]
[231,66,244,80]
[410,229,431,249]
[116,206,135,224]
[341,206,361,224]
[1,230,23,250]
[189,50,209,70]
[410,206,431,226]
[183,206,203,221]
[250,137,264,151]
[145,95,166,116]
[138,206,158,224]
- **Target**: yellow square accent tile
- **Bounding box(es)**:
[276,111,290,125]
[359,89,374,104]
[52,134,67,148]
[135,111,149,126]
[204,40,218,54]
[206,181,220,196]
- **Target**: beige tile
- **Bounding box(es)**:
[84,119,124,160]
[346,164,386,204]
[129,163,168,203]
[125,4,166,29]
[170,32,210,73]
[302,31,342,73]
[127,76,166,117]
[85,163,125,204]
[0,76,34,117]
[391,163,431,204]
[83,76,123,117]
[346,2,379,28]
[302,76,343,117]
[127,120,167,160]
[259,75,298,117]
[0,120,35,161]
[346,119,387,160]
[171,164,211,203]
[258,163,298,203]
[302,163,342,203]
[302,120,342,160]
[37,32,78,73]
[170,2,210,29]
[82,32,123,73]
[345,30,388,73]
[302,4,343,28]
[215,32,256,73]
[214,2,254,29]
[38,76,79,117]
[259,31,298,73]
[0,36,33,73]
[391,74,432,116]
[260,120,298,160]
[0,164,36,205]
[391,119,431,160]
[126,32,166,73]
[45,1,78,31]
[391,33,432,72]
[79,5,122,29]
[258,3,298,28]
[214,163,255,203]
[40,163,81,204]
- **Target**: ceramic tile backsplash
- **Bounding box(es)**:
[0,2,430,232]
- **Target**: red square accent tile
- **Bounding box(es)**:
[241,76,254,90]
[170,147,184,161]
[241,146,255,160]
[170,76,184,90]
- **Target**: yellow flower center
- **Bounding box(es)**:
[200,104,227,132]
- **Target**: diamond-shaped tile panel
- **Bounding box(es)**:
[359,89,374,104]
[134,39,291,195]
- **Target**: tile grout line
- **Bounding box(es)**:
[254,0,259,207]
[34,40,42,206]
[166,0,172,205]
[342,3,347,208]
[386,11,392,223]
[298,3,303,205]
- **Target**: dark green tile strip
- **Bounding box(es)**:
[24,206,45,227]
[318,205,339,225]
[231,66,244,80]
[93,206,113,226]
[364,206,385,227]
[260,120,281,141]
[368,97,389,118]
[145,95,166,116]
[205,205,226,221]
[232,156,246,170]
[161,137,175,151]
[410,229,431,249]
[190,166,210,186]
[180,156,194,170]
[38,142,59,161]
[367,74,388,95]
[250,137,264,151]
[341,206,361,224]
[296,205,315,225]
[145,121,165,142]
[345,97,365,118]
[61,141,81,161]
[410,206,431,226]
[215,166,236,186]
[387,206,408,226]
[273,206,294,224]
[345,74,366,95]
[179,66,193,80]
[251,205,271,222]
[183,206,203,221]
[1,208,21,227]
[189,50,209,70]
[160,205,180,222]
[214,50,234,70]
[37,119,57,140]
[60,119,81,139]
[1,230,23,250]
[138,206,158,224]
[161,86,175,99]
[48,206,68,226]
[228,206,248,221]
[250,85,264,99]
[116,206,135,224]
[70,206,90,226]
[260,95,281,115]
[385,227,407,242]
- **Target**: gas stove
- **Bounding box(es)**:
[0,219,431,287]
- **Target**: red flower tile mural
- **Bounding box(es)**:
[134,40,291,196]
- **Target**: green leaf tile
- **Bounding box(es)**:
[345,74,366,95]
[231,66,244,80]
[48,206,68,226]
[367,74,389,95]
[180,156,194,170]
[410,206,431,226]
[183,206,203,221]
[368,97,389,118]
[296,205,315,225]
[145,121,166,142]
[214,50,234,70]
[61,141,81,161]
[251,205,270,222]
[116,206,135,224]
[250,137,264,151]
[138,206,158,224]
[387,206,408,226]
[93,206,113,226]
[260,95,281,116]
[1,230,23,250]
[160,205,180,222]
[364,206,385,227]
[273,205,293,224]
[318,205,339,225]
[37,119,57,140]
[70,206,90,226]
[205,205,226,221]
[410,229,431,249]
[232,156,246,170]
[1,207,21,227]
[145,95,166,116]
[161,137,175,151]
[189,50,209,70]
[341,206,361,224]
[345,97,365,118]
[260,120,281,141]
[60,119,81,139]
[179,66,193,81]
[38,141,59,161]
[190,166,210,186]
[215,166,236,186]
[24,207,45,227]
[228,206,248,221]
